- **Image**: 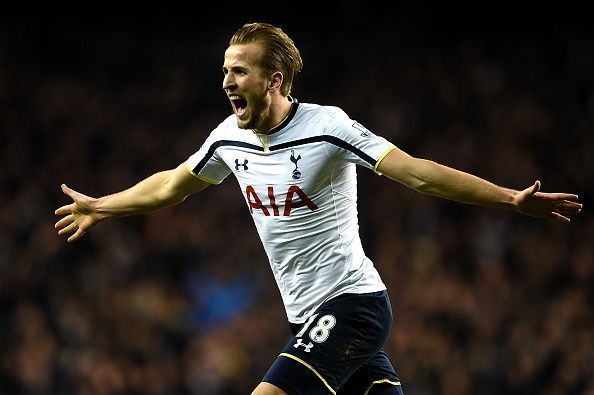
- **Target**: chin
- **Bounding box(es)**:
[236,113,258,130]
[235,118,250,129]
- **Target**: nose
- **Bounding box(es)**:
[222,72,235,91]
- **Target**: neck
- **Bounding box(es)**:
[255,95,292,134]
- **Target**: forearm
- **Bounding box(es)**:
[404,159,519,209]
[378,149,520,209]
[92,170,187,220]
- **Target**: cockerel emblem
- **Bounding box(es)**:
[290,150,302,180]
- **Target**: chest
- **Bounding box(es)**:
[220,143,331,189]
[219,142,335,217]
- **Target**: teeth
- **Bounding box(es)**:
[229,95,241,100]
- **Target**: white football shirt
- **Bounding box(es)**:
[186,98,396,324]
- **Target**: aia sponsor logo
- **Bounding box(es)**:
[245,185,317,216]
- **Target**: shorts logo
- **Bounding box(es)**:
[294,338,314,353]
[235,158,249,171]
[294,313,336,354]
[290,150,302,180]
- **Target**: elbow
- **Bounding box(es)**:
[158,188,187,207]
[406,159,441,196]
[390,171,434,195]
[411,178,437,196]
[414,180,432,195]
[157,183,185,207]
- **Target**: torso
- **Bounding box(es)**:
[187,99,395,323]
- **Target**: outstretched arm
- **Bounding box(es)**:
[55,163,210,242]
[376,147,582,222]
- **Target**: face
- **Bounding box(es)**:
[222,43,272,130]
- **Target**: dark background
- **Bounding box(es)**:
[1,5,592,395]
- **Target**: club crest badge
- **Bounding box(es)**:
[290,150,302,180]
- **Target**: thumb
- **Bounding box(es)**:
[61,183,81,200]
[61,183,72,195]
[529,180,541,195]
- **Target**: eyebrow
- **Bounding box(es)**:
[222,65,249,73]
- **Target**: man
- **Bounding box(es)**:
[55,22,582,395]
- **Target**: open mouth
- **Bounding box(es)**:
[230,96,248,117]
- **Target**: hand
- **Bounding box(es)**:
[515,180,582,223]
[55,184,103,242]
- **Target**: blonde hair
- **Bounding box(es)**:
[230,22,303,96]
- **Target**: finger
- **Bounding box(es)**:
[561,194,579,201]
[553,201,582,212]
[549,212,571,223]
[555,209,578,219]
[555,207,581,217]
[61,183,73,196]
[555,201,583,212]
[535,193,580,202]
[58,222,78,236]
[531,180,541,194]
[557,204,582,213]
[55,204,74,216]
[67,228,85,243]
[61,184,83,201]
[55,214,75,229]
[550,193,580,201]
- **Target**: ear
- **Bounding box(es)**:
[268,71,284,92]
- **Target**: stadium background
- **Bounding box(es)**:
[1,5,592,395]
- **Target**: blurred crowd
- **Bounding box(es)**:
[1,11,593,395]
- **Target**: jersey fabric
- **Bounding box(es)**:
[186,97,396,324]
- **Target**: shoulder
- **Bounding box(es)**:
[196,115,245,151]
[210,114,239,138]
[298,102,349,119]
[295,103,351,132]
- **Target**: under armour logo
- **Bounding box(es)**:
[235,159,248,171]
[290,150,302,180]
[294,338,314,353]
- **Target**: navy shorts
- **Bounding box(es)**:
[262,290,404,394]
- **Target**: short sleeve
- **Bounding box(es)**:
[185,128,232,185]
[324,109,395,174]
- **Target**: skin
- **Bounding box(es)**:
[222,43,291,133]
[376,148,582,222]
[251,382,288,395]
[55,41,582,395]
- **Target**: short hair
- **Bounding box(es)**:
[230,22,303,96]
